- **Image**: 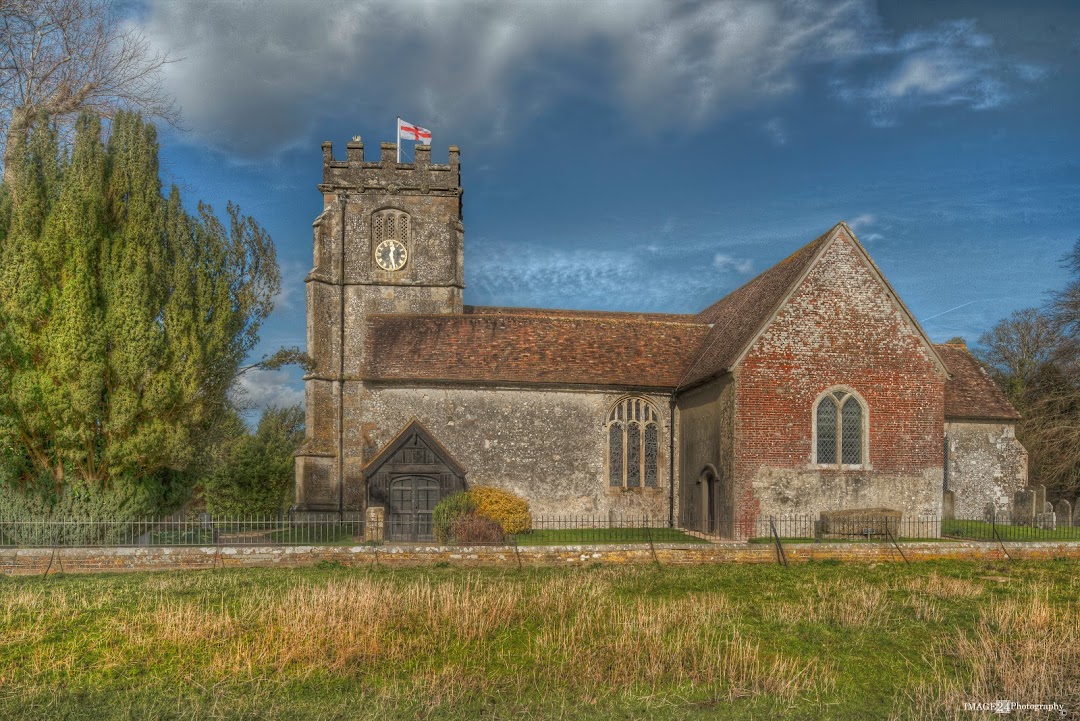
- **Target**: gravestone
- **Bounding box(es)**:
[942,490,955,520]
[1012,489,1035,525]
[1034,485,1046,515]
[1035,512,1056,531]
[1054,499,1072,528]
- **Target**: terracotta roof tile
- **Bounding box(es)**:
[364,312,711,388]
[463,305,698,322]
[935,343,1020,421]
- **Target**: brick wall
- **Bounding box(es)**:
[734,232,945,534]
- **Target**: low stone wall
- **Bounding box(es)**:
[3,540,1080,575]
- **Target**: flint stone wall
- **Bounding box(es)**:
[945,421,1027,518]
[352,384,673,518]
[7,540,1080,576]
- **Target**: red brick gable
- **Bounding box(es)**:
[730,231,947,533]
[935,343,1020,421]
[363,312,710,388]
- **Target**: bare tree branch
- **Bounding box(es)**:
[0,0,181,186]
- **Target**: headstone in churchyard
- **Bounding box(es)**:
[1034,484,1046,514]
[1054,499,1072,528]
[1035,511,1056,531]
[942,490,955,520]
[1013,489,1035,525]
[1044,501,1054,514]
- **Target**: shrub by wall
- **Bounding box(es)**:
[432,492,476,544]
[449,513,505,544]
[469,486,531,535]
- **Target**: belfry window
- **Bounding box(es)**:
[372,209,410,244]
[606,398,661,488]
[814,388,867,467]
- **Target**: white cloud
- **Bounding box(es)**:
[834,19,1043,123]
[847,213,875,231]
[466,238,756,312]
[141,0,875,157]
[713,253,754,274]
[231,368,305,413]
[763,117,788,146]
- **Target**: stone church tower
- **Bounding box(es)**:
[294,140,464,514]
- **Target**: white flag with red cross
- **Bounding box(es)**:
[397,117,432,161]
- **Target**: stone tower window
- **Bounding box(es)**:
[813,388,868,467]
[606,397,661,489]
[372,209,410,246]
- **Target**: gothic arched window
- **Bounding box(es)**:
[372,209,410,246]
[606,397,661,488]
[813,388,868,467]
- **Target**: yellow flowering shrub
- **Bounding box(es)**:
[468,486,532,535]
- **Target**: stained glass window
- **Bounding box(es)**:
[606,398,661,489]
[816,399,837,464]
[608,423,623,486]
[841,397,862,464]
[816,389,866,467]
[627,421,641,487]
[644,423,658,487]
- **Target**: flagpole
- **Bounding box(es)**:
[396,117,401,163]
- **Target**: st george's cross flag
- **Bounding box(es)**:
[397,118,432,161]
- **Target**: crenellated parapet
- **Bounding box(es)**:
[319,139,461,195]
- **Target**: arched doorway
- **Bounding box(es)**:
[388,475,440,541]
[699,464,733,538]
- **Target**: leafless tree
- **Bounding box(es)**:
[0,0,179,186]
[977,308,1066,411]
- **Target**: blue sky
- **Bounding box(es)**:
[131,0,1080,412]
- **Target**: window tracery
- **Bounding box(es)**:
[605,397,661,489]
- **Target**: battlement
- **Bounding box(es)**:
[320,138,460,192]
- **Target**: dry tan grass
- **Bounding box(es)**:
[901,572,985,599]
[762,577,896,628]
[0,572,826,707]
[891,592,1080,720]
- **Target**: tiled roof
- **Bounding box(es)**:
[935,343,1021,421]
[364,312,711,388]
[680,226,835,386]
[463,305,699,322]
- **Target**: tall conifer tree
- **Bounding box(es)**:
[0,112,280,517]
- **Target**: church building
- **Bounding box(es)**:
[294,139,1027,540]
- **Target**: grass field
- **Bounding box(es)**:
[1,560,1077,720]
[942,519,1080,542]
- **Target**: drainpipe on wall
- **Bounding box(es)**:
[668,393,676,528]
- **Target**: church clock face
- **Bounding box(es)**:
[375,239,408,271]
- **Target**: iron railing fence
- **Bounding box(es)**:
[942,509,1080,542]
[0,515,370,548]
[750,514,942,541]
[0,513,689,548]
[4,511,1078,548]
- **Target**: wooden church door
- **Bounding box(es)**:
[388,475,440,541]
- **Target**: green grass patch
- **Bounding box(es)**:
[1,560,1077,720]
[942,519,1080,541]
[512,526,708,545]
